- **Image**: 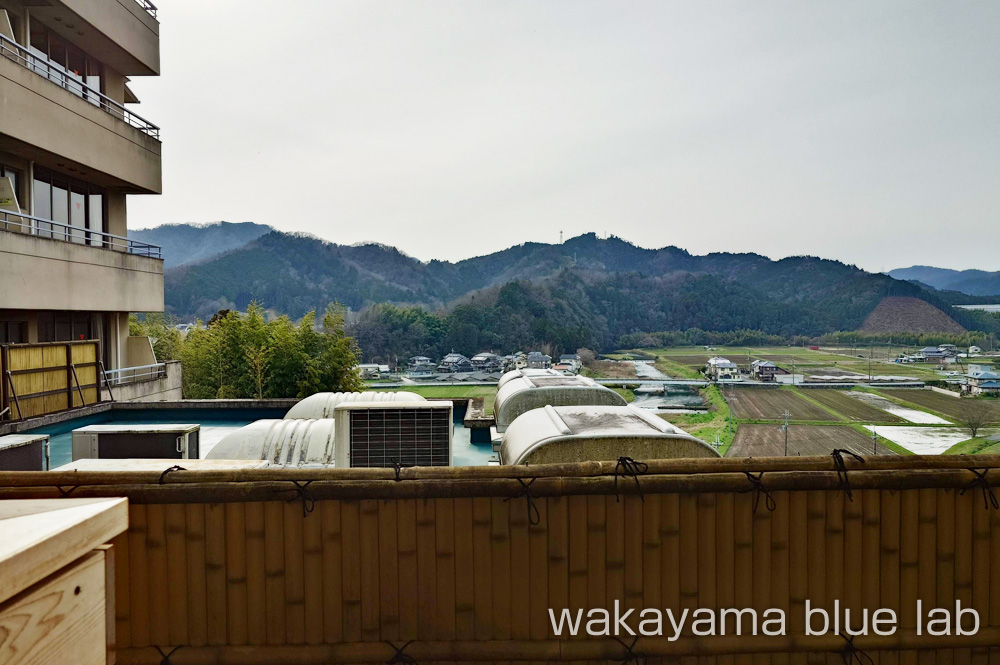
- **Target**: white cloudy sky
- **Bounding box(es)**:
[128,1,1000,271]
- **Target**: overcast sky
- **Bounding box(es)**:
[128,1,999,272]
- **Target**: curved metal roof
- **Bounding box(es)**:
[499,405,719,465]
[496,368,565,390]
[494,374,626,432]
[206,419,337,466]
[284,391,425,419]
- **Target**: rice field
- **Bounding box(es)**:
[879,389,1000,423]
[801,389,905,423]
[864,425,974,455]
[726,388,838,421]
[726,424,893,457]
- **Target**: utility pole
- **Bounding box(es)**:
[872,430,879,455]
[782,410,790,456]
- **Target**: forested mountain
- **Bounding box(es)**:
[889,266,1000,298]
[130,222,273,269]
[162,231,1000,358]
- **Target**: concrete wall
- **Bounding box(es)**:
[101,359,181,402]
[0,229,163,312]
[0,54,161,193]
[24,0,159,76]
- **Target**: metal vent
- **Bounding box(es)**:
[349,408,450,467]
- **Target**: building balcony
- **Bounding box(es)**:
[0,210,164,313]
[0,31,161,193]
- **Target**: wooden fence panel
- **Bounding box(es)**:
[0,340,101,419]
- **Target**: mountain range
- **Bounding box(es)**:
[132,224,1000,345]
[888,266,1000,298]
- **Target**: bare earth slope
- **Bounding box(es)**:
[860,296,965,334]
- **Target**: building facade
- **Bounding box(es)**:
[0,0,162,375]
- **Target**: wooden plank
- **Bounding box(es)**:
[716,492,735,665]
[184,504,207,647]
[263,501,285,646]
[359,499,381,641]
[144,504,169,647]
[605,495,625,631]
[377,500,400,642]
[283,501,306,644]
[0,550,107,665]
[245,502,267,646]
[585,495,606,614]
[527,496,548,643]
[341,500,362,642]
[205,502,227,646]
[899,491,919,665]
[545,496,566,640]
[453,499,476,642]
[491,497,511,643]
[225,502,248,646]
[879,491,901,665]
[396,499,418,642]
[917,489,937,665]
[770,492,789,665]
[302,500,323,645]
[787,492,807,665]
[436,498,458,641]
[321,500,344,644]
[164,504,189,647]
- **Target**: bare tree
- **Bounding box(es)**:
[958,398,992,439]
[576,347,597,365]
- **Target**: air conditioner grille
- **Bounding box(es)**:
[349,408,450,467]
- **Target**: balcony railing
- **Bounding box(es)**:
[0,32,160,139]
[134,0,158,18]
[0,209,162,259]
[101,362,166,387]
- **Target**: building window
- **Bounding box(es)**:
[0,320,28,344]
[27,21,105,104]
[32,168,106,245]
[0,165,20,206]
[36,312,92,343]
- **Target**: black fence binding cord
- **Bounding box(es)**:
[831,449,865,502]
[960,468,999,510]
[614,456,648,502]
[504,477,541,526]
[838,634,875,665]
[742,471,776,513]
[385,640,417,665]
[158,464,186,484]
[154,645,182,664]
[56,485,80,497]
[613,635,646,665]
[276,480,316,517]
[390,457,406,482]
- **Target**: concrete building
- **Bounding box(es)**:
[0,0,172,411]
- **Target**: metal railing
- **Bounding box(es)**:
[101,362,167,387]
[134,0,158,18]
[0,209,162,258]
[0,32,160,139]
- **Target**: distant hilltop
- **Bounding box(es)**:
[129,221,273,269]
[889,265,1000,298]
[142,226,1000,342]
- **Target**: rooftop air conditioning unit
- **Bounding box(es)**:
[333,401,453,468]
[0,433,50,470]
[71,424,200,461]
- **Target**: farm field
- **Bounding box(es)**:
[801,389,905,423]
[879,389,1000,423]
[726,424,894,457]
[726,388,837,421]
[864,425,975,455]
[372,385,499,415]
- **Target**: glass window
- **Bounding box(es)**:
[67,44,86,99]
[0,166,19,206]
[51,183,68,241]
[33,178,51,237]
[88,193,104,245]
[70,189,85,243]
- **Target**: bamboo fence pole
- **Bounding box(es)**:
[806,491,825,665]
[341,500,362,643]
[453,498,476,665]
[204,502,227,646]
[937,489,957,665]
[358,499,381,642]
[264,500,287,645]
[604,494,626,628]
[970,496,990,665]
[491,496,511,665]
[377,499,400,643]
[639,494,659,616]
[244,501,267,646]
[145,504,169,648]
[321,500,345,644]
[770,492,790,665]
[567,495,587,665]
[165,503,190,647]
[917,489,938,665]
[954,489,973,665]
[733,492,754,665]
[546,496,569,642]
[716,492,736,665]
[184,503,208,647]
[586,495,606,612]
[509,494,530,644]
[302,499,324,645]
[753,489,772,665]
[472,497,494,642]
[900,491,919,665]
[880,490,901,665]
[436,498,458,642]
[788,491,808,665]
[225,502,248,646]
[128,504,150,648]
[283,501,307,645]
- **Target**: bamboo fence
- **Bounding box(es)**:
[2,454,999,665]
[1,339,101,419]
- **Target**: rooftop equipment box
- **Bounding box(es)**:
[0,433,50,470]
[72,424,200,461]
[334,401,453,468]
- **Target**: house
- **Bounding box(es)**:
[969,346,982,355]
[408,355,432,370]
[917,347,947,363]
[437,352,474,374]
[0,1,178,411]
[749,359,787,382]
[559,353,583,372]
[964,364,1000,395]
[470,352,502,372]
[526,351,552,369]
[706,356,740,380]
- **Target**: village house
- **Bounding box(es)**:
[706,356,740,380]
[963,364,1000,396]
[526,351,552,369]
[749,359,787,382]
